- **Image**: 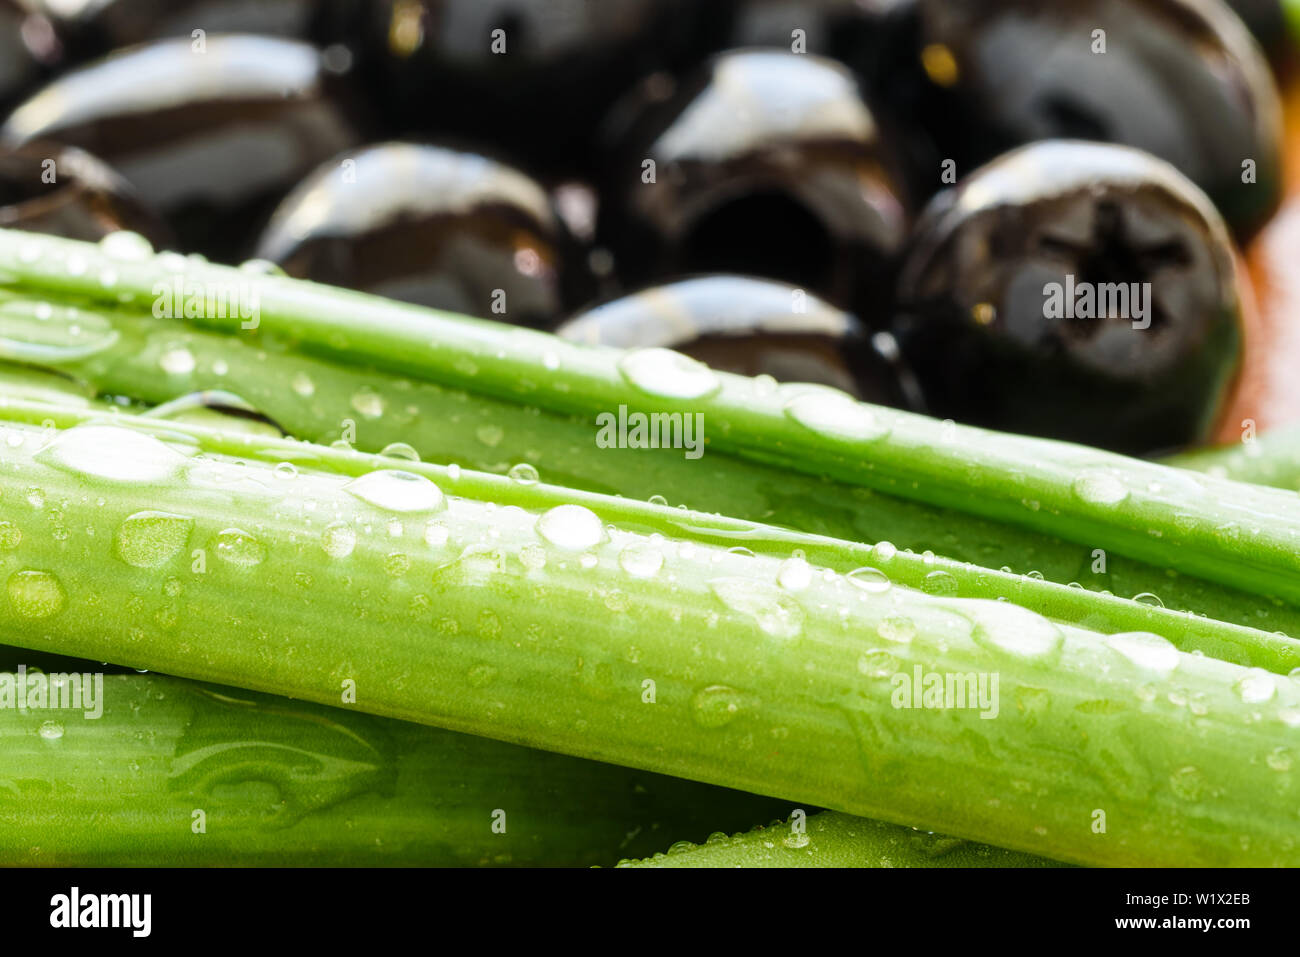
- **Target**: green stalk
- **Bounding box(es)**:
[619,811,1065,868]
[1,415,1297,865]
[2,398,1294,673]
[0,234,1298,637]
[0,669,791,866]
[1168,428,1300,492]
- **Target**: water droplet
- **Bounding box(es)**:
[1168,766,1205,801]
[921,570,959,596]
[346,470,445,513]
[619,543,663,579]
[846,567,891,593]
[776,556,813,592]
[159,346,196,375]
[877,615,917,644]
[619,348,721,400]
[1235,669,1277,704]
[351,389,386,418]
[476,424,505,447]
[1131,592,1165,608]
[98,231,154,261]
[691,685,746,728]
[384,552,411,577]
[968,600,1063,662]
[378,442,420,462]
[35,425,187,484]
[782,832,811,849]
[1267,747,1293,772]
[873,541,897,561]
[784,391,890,443]
[647,494,669,507]
[858,648,900,678]
[291,372,316,398]
[1105,631,1180,677]
[114,511,194,569]
[709,577,804,639]
[212,528,266,568]
[508,463,539,486]
[537,505,605,551]
[7,570,65,619]
[238,258,286,276]
[424,521,449,547]
[322,522,357,559]
[38,720,64,741]
[518,543,547,571]
[1072,471,1129,507]
[0,521,21,550]
[272,462,298,481]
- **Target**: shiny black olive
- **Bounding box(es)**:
[0,0,61,118]
[34,0,351,60]
[1,34,363,261]
[343,0,707,174]
[0,141,171,245]
[254,142,588,327]
[883,0,1283,240]
[556,275,921,407]
[1223,0,1288,59]
[597,50,910,327]
[891,140,1244,456]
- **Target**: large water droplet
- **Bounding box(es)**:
[1235,669,1277,704]
[877,615,917,644]
[691,685,746,728]
[0,299,120,362]
[114,511,194,569]
[968,600,1063,662]
[1071,471,1129,507]
[212,529,266,568]
[7,570,65,619]
[784,391,890,443]
[378,442,420,462]
[921,570,959,596]
[345,470,445,513]
[619,348,721,400]
[38,720,64,741]
[1105,631,1180,677]
[709,577,804,640]
[857,648,900,678]
[98,230,154,261]
[619,543,663,579]
[508,463,539,486]
[776,556,813,592]
[536,504,605,551]
[0,521,21,550]
[846,567,891,593]
[35,425,187,484]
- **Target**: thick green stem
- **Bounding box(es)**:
[0,670,791,866]
[1168,428,1300,492]
[0,416,1297,866]
[0,234,1298,636]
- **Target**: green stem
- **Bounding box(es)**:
[619,811,1065,868]
[0,670,790,866]
[1167,427,1300,492]
[1,415,1297,865]
[0,234,1298,637]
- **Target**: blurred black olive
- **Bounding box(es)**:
[711,0,899,67]
[0,0,62,119]
[597,50,910,327]
[1,34,363,261]
[880,0,1283,240]
[556,275,921,407]
[1223,0,1289,59]
[0,141,171,244]
[891,140,1244,456]
[255,142,588,327]
[30,0,346,59]
[342,0,708,175]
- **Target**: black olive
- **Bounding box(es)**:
[884,0,1283,240]
[343,0,707,175]
[0,34,363,262]
[1222,0,1288,60]
[0,0,62,119]
[597,50,910,327]
[33,0,347,61]
[0,142,172,245]
[556,275,921,407]
[254,142,588,327]
[711,0,898,68]
[891,140,1244,456]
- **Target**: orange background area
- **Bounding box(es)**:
[1224,76,1300,440]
